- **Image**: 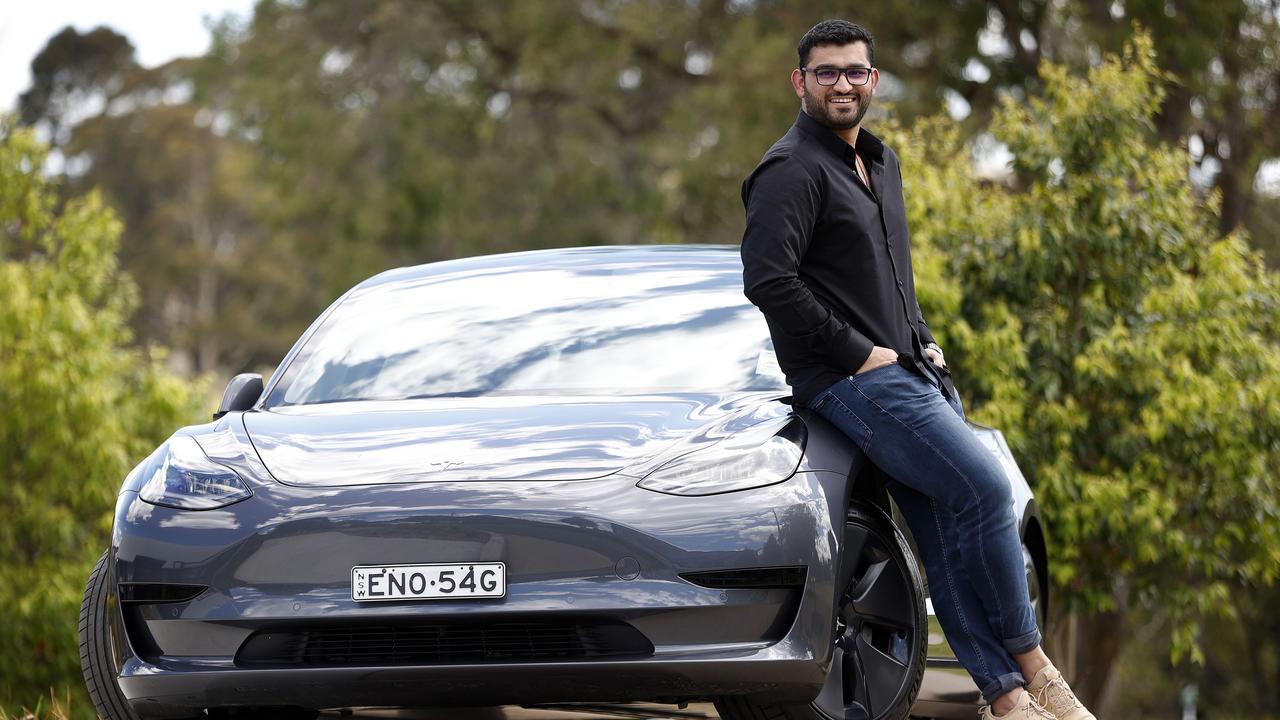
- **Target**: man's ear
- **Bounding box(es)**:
[790,68,805,99]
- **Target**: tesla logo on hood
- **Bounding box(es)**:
[426,460,464,471]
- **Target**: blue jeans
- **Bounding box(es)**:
[805,360,1041,704]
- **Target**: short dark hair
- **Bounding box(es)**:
[797,19,875,68]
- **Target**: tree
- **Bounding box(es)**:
[825,0,1280,240]
[0,116,207,714]
[887,33,1280,704]
[20,27,292,375]
[1079,1,1280,236]
[197,0,738,300]
[18,26,137,146]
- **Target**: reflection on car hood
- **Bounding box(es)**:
[243,393,792,487]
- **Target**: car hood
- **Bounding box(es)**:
[242,393,792,487]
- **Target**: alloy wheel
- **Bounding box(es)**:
[811,505,925,720]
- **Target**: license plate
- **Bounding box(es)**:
[351,562,506,602]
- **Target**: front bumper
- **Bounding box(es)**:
[109,468,851,714]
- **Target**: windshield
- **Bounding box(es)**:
[266,253,787,405]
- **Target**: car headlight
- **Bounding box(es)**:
[636,419,806,496]
[138,435,253,510]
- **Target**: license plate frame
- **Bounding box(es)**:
[351,562,506,602]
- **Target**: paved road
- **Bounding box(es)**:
[321,703,719,719]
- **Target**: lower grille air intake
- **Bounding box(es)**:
[680,565,807,589]
[235,618,654,667]
[118,583,207,604]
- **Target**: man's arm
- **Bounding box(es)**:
[919,312,946,367]
[740,156,874,375]
[913,295,937,346]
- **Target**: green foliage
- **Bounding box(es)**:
[0,117,208,715]
[890,34,1280,668]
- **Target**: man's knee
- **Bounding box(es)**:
[972,470,1013,512]
[950,456,1013,514]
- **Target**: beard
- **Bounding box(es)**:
[802,85,871,130]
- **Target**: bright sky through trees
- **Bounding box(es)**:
[0,0,253,112]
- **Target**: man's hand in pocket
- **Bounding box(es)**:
[856,346,899,375]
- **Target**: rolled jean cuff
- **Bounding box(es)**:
[1003,626,1043,655]
[980,671,1028,705]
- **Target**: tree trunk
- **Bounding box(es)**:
[1216,161,1249,237]
[1213,34,1255,237]
[1047,605,1128,707]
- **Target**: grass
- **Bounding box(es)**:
[0,688,73,720]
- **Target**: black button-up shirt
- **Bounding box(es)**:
[740,110,956,408]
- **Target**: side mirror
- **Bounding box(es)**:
[213,373,264,420]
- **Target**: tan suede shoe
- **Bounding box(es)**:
[978,689,1056,719]
[1027,665,1097,720]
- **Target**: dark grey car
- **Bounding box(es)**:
[81,245,1048,720]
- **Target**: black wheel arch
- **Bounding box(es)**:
[1019,500,1050,630]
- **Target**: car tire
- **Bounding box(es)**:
[716,502,927,720]
[80,550,140,720]
[1024,543,1046,636]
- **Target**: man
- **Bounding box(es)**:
[739,19,1096,720]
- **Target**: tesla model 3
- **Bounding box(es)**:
[81,245,1048,720]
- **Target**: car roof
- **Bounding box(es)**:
[357,244,743,290]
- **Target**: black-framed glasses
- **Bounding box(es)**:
[801,66,873,86]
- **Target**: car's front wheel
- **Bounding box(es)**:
[716,502,927,720]
[80,551,139,720]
